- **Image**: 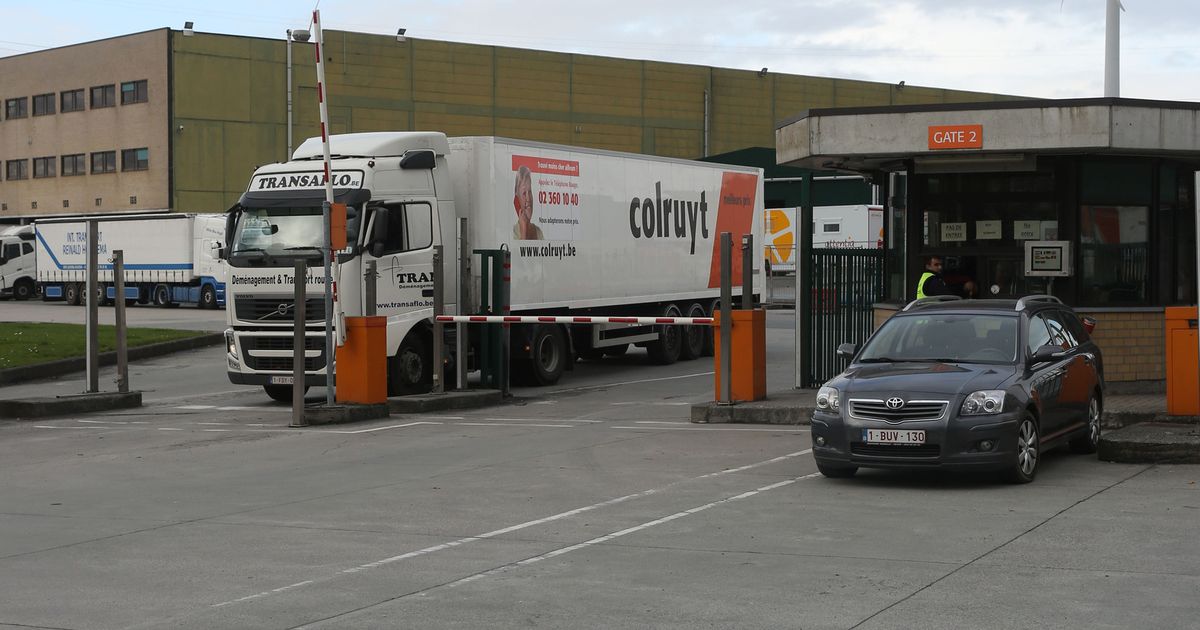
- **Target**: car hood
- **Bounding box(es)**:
[839,361,1016,397]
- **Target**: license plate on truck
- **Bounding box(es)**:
[863,429,925,445]
[269,376,294,385]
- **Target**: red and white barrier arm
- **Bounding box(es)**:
[434,315,715,326]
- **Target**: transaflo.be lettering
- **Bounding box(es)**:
[628,183,709,255]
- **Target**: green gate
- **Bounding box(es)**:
[805,248,884,387]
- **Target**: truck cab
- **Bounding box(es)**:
[0,226,37,300]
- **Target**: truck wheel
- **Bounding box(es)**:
[528,324,566,385]
[199,285,217,309]
[647,305,683,365]
[679,303,707,360]
[264,384,307,403]
[388,333,431,396]
[153,285,175,308]
[64,283,80,306]
[13,279,34,301]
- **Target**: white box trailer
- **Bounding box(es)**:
[764,204,883,273]
[222,132,764,400]
[34,213,228,308]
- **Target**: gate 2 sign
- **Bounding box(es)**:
[928,124,983,150]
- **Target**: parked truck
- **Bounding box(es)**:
[764,204,883,273]
[35,213,228,308]
[0,225,37,300]
[222,132,764,401]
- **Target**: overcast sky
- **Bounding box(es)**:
[3,0,1197,101]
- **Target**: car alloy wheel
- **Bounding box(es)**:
[1009,415,1039,483]
[1071,395,1101,454]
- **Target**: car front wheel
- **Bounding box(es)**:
[1006,413,1040,484]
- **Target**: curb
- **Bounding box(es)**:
[691,401,815,425]
[0,332,224,386]
[1098,421,1200,464]
[388,389,505,414]
[0,391,143,419]
[303,403,391,425]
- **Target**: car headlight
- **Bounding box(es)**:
[961,390,1005,416]
[224,329,238,359]
[816,386,840,411]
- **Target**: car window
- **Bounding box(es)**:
[1045,311,1078,349]
[1026,313,1053,354]
[859,313,1018,363]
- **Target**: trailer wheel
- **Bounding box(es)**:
[64,283,80,306]
[647,304,683,365]
[13,279,34,301]
[679,302,707,361]
[153,285,175,308]
[527,324,567,385]
[264,384,307,403]
[199,285,217,309]
[389,333,431,396]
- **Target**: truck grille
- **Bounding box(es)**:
[848,399,948,423]
[241,336,326,372]
[235,296,326,323]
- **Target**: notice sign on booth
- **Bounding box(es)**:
[928,124,983,150]
[940,222,967,242]
[1024,240,1072,277]
[976,220,1002,240]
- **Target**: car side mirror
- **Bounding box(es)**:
[1029,344,1065,366]
[836,343,858,360]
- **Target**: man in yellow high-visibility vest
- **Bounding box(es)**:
[916,255,952,299]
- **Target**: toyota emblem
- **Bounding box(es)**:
[885,397,905,410]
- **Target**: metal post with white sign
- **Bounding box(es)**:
[432,245,444,394]
[457,218,470,390]
[291,259,307,427]
[113,250,129,393]
[86,220,99,393]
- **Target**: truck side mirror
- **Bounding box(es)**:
[369,207,389,258]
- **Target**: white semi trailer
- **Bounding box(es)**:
[222,132,764,400]
[34,213,228,308]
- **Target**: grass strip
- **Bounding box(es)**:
[0,322,204,370]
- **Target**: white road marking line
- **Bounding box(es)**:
[483,417,600,424]
[635,421,692,425]
[203,429,232,432]
[33,425,108,430]
[322,421,442,434]
[611,401,691,406]
[176,405,216,410]
[456,422,574,428]
[197,422,234,426]
[157,428,184,431]
[210,449,812,609]
[77,419,130,424]
[612,425,810,432]
[450,473,823,588]
[545,371,713,395]
[217,406,271,411]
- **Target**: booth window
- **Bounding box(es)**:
[1078,161,1151,305]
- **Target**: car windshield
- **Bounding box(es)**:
[229,205,361,264]
[858,313,1019,364]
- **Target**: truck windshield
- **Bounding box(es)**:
[858,314,1019,364]
[229,206,360,265]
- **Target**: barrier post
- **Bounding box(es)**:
[86,219,99,393]
[291,258,308,427]
[741,233,754,310]
[719,232,733,404]
[457,218,469,390]
[500,248,511,397]
[432,245,444,394]
[364,261,377,317]
[113,250,129,393]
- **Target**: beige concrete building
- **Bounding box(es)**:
[2,27,1011,224]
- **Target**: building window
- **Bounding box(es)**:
[61,89,85,113]
[6,159,29,180]
[5,97,28,119]
[33,157,55,178]
[120,80,148,105]
[121,147,149,171]
[62,153,86,176]
[90,85,115,109]
[33,93,55,116]
[91,151,116,174]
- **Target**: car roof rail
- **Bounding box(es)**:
[1014,294,1063,311]
[901,295,962,312]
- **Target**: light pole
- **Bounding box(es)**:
[287,28,311,159]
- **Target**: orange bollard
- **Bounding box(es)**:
[336,316,388,404]
[713,309,767,402]
[1165,306,1199,416]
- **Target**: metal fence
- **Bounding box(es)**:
[807,248,884,387]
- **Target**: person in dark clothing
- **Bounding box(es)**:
[917,254,976,299]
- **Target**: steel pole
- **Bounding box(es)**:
[1104,0,1121,97]
[291,259,307,427]
[457,218,469,390]
[86,219,99,393]
[312,10,336,406]
[286,30,293,159]
[432,245,444,394]
[797,173,814,389]
[719,232,732,404]
[1194,171,1199,400]
[113,250,128,393]
[741,233,754,310]
[364,260,377,317]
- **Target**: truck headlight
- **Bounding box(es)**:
[961,390,1005,416]
[816,386,840,411]
[224,329,238,359]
